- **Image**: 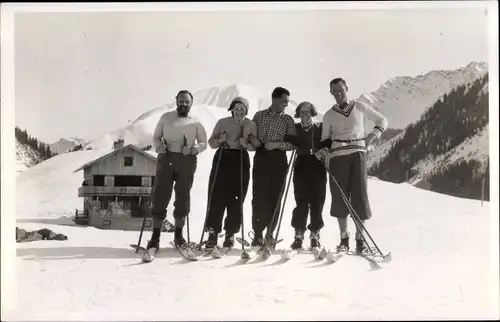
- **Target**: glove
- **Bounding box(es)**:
[182,146,191,155]
[315,148,328,160]
[156,146,167,154]
[219,132,228,143]
[190,146,199,155]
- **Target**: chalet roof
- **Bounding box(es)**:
[73,144,157,173]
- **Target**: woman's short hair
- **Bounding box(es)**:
[294,101,318,118]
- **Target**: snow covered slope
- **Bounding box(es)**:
[15,138,42,173]
[359,62,488,131]
[49,137,86,155]
[16,149,112,218]
[10,155,498,319]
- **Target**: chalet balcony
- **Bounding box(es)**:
[78,186,153,197]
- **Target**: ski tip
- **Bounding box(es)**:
[130,244,147,252]
[240,251,251,261]
[383,252,392,263]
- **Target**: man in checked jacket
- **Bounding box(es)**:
[250,87,297,247]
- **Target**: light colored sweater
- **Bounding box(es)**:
[153,110,208,154]
[208,116,258,150]
[321,100,388,158]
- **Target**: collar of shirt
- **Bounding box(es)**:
[266,107,284,116]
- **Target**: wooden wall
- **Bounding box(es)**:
[87,148,157,176]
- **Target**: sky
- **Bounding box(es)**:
[12,4,491,143]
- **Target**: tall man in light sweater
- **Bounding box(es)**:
[146,90,208,253]
[318,78,388,254]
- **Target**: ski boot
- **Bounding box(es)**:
[174,227,186,248]
[265,234,279,250]
[310,230,321,249]
[290,229,304,250]
[222,234,235,248]
[142,238,159,262]
[205,232,218,251]
[355,239,368,255]
[336,232,350,253]
[250,231,264,248]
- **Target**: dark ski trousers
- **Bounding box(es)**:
[150,152,197,230]
[291,155,327,232]
[205,148,250,236]
[328,151,372,220]
[251,149,289,235]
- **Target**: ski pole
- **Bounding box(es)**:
[240,147,245,252]
[322,157,387,257]
[197,144,224,249]
[239,125,250,258]
[326,160,380,256]
[135,212,148,253]
[183,135,191,245]
[274,150,297,243]
[266,149,296,244]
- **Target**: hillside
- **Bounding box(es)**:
[15,127,55,172]
[49,137,86,155]
[16,149,112,218]
[359,61,488,132]
[369,73,489,200]
[16,139,42,173]
[367,128,405,168]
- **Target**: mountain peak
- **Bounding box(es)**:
[358,61,488,130]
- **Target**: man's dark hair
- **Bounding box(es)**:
[175,90,194,100]
[294,101,318,119]
[330,78,347,87]
[271,87,290,99]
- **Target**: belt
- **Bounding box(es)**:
[333,138,364,143]
[220,148,243,152]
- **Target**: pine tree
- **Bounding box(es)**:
[369,73,489,199]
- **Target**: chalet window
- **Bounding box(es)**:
[145,220,152,228]
[124,156,134,167]
[114,175,142,187]
[93,175,105,186]
[103,220,111,226]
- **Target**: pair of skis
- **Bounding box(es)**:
[130,241,199,263]
[280,244,391,269]
[280,246,345,262]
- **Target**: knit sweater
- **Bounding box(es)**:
[321,100,388,158]
[208,116,258,150]
[285,122,323,156]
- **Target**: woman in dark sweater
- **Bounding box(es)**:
[284,102,327,250]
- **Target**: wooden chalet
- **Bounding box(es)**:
[73,141,158,231]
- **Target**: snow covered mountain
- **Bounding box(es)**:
[83,84,306,150]
[15,138,42,173]
[365,61,488,168]
[360,61,488,131]
[49,137,86,155]
[369,71,489,200]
